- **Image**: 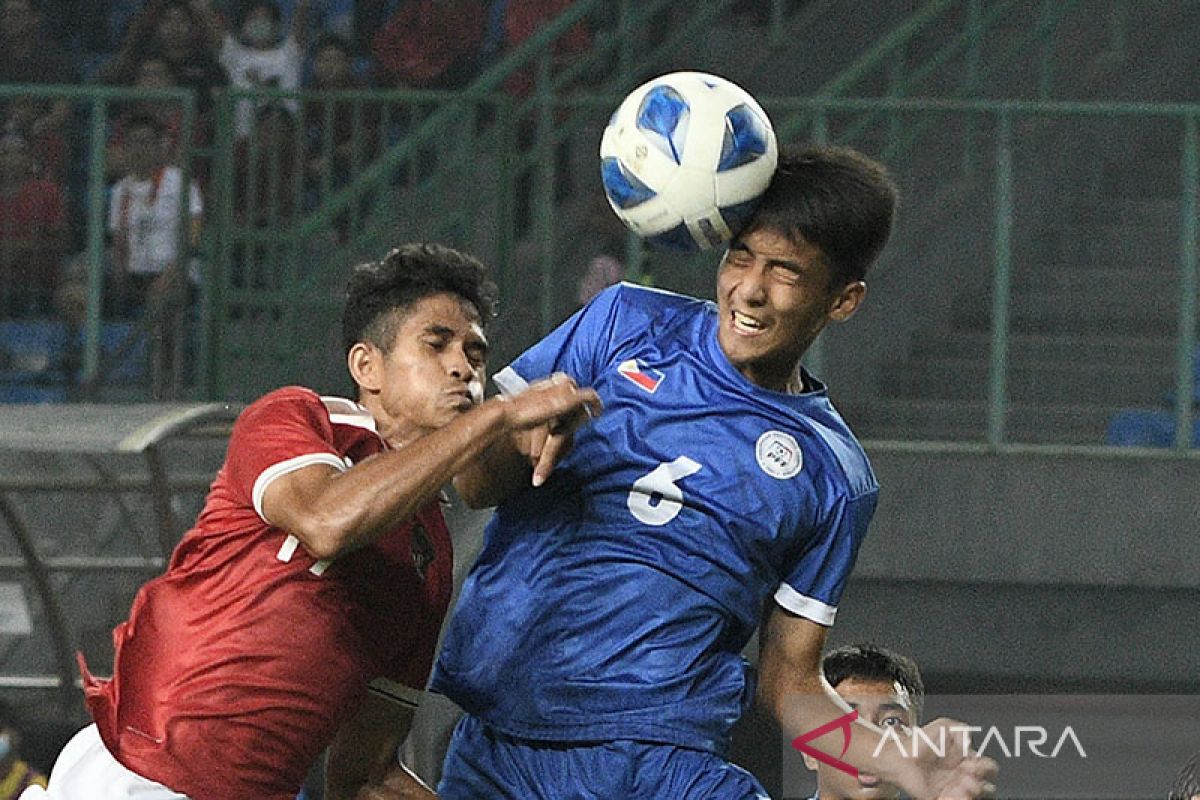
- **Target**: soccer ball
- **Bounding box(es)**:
[599,71,778,252]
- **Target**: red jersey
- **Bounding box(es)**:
[81,387,454,800]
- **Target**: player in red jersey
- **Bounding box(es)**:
[34,243,601,800]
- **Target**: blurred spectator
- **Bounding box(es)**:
[107,55,186,180]
[497,0,592,98]
[1106,348,1200,449]
[233,103,298,227]
[193,0,308,139]
[107,111,201,396]
[0,0,77,182]
[304,34,380,204]
[0,700,47,798]
[491,0,593,233]
[106,112,201,320]
[574,191,629,309]
[271,0,352,46]
[100,0,228,115]
[0,131,66,318]
[371,0,485,90]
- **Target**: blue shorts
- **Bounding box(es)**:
[438,715,772,800]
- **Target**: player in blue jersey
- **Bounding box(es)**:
[433,145,997,798]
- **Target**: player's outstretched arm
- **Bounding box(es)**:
[453,373,602,508]
[261,375,600,560]
[757,605,997,799]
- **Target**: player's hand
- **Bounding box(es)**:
[497,373,601,486]
[352,764,438,799]
[905,718,998,799]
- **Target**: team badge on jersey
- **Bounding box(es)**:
[617,359,664,393]
[756,431,802,479]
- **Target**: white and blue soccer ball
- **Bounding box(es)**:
[599,71,778,252]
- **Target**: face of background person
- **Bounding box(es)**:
[136,58,176,89]
[313,44,351,88]
[805,676,918,800]
[122,124,165,176]
[356,292,488,445]
[715,226,863,391]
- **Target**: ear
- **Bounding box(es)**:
[801,751,818,772]
[347,341,382,395]
[828,280,866,323]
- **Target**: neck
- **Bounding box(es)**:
[358,394,420,450]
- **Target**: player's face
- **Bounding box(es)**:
[807,677,917,800]
[355,292,488,447]
[716,227,864,391]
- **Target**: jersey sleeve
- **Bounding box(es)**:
[773,489,877,626]
[223,388,349,522]
[492,283,627,395]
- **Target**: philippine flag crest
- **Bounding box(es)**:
[617,359,664,393]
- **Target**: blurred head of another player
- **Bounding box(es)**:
[716,145,897,391]
[342,243,498,444]
[1171,751,1200,800]
[804,643,923,800]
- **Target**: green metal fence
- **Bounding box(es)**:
[2,0,1193,454]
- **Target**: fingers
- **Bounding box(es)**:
[532,430,570,487]
[506,374,602,431]
[934,756,998,800]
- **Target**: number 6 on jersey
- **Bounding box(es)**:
[627,456,703,525]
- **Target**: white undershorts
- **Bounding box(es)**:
[26,724,188,800]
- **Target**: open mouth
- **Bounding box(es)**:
[857,772,881,789]
[731,310,767,334]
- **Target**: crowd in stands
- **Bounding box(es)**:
[0,0,592,397]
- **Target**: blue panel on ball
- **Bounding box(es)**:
[646,222,698,252]
[601,156,656,210]
[636,86,690,164]
[718,197,763,235]
[717,103,770,172]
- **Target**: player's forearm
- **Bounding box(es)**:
[452,428,533,508]
[294,400,513,558]
[325,690,419,799]
[761,674,924,791]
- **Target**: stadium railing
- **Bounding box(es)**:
[1,0,1189,453]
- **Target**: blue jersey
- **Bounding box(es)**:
[431,283,877,753]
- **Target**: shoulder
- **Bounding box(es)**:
[594,282,709,331]
[800,407,877,501]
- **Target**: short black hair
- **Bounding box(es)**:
[234,0,282,29]
[1171,751,1200,800]
[822,643,925,721]
[312,32,352,60]
[744,144,898,287]
[341,243,497,357]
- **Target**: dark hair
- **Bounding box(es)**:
[312,32,352,60]
[121,111,164,136]
[822,643,925,721]
[1171,752,1200,800]
[341,243,497,356]
[745,144,898,287]
[234,0,282,29]
[136,54,178,81]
